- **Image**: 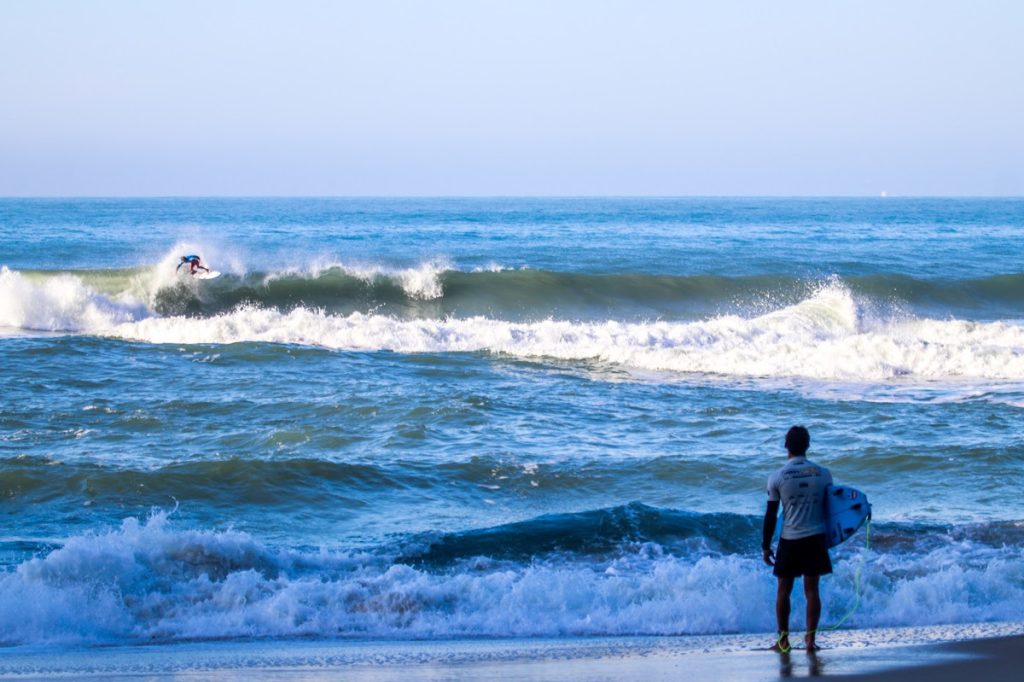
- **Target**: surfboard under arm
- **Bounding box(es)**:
[824,485,871,548]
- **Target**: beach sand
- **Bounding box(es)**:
[839,635,1024,681]
[1,625,1022,680]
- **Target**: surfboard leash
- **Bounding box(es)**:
[775,516,872,650]
[819,516,871,633]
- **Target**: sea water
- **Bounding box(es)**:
[1,197,1022,645]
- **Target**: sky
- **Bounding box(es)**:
[0,0,1021,196]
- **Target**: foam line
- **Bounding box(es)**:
[2,512,1022,645]
[107,286,1024,381]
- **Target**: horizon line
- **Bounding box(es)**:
[2,194,1023,200]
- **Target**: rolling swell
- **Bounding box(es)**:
[151,269,806,320]
[399,503,757,565]
[1,456,744,517]
[0,456,397,507]
[133,269,1024,320]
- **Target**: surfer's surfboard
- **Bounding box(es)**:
[824,485,871,548]
[193,270,220,280]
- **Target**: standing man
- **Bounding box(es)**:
[762,425,833,652]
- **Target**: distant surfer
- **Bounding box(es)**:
[762,425,833,653]
[177,255,210,276]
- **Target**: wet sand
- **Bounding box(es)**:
[0,628,1021,680]
[840,634,1024,681]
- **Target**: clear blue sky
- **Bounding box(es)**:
[1,1,1021,196]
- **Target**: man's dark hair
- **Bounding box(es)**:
[785,425,810,456]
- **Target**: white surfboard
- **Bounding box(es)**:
[193,270,220,280]
[824,485,871,548]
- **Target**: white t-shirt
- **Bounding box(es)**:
[767,456,833,540]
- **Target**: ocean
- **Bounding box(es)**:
[1,197,1023,648]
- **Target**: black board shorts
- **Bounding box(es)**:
[773,534,832,578]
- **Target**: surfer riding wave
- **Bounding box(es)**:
[177,255,210,276]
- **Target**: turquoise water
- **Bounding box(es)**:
[1,198,1023,644]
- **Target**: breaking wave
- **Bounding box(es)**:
[6,257,1024,321]
[4,264,1024,383]
[1,508,1022,645]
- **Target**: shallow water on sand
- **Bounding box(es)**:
[2,624,1022,681]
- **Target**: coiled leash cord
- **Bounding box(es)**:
[776,517,872,653]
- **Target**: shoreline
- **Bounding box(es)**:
[1,623,1022,680]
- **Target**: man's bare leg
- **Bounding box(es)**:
[773,576,795,652]
[804,574,822,651]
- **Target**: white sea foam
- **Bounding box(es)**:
[103,284,1024,382]
[4,271,1024,385]
[0,242,238,331]
[0,267,147,332]
[1,513,1021,645]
